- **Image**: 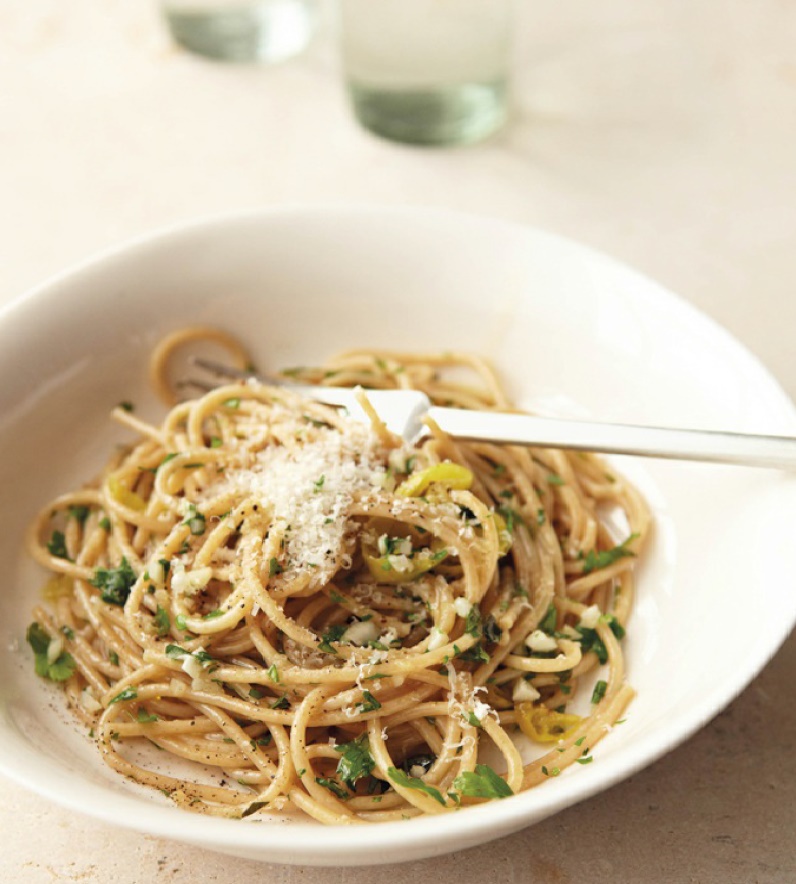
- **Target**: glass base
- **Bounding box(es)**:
[163,1,313,64]
[348,81,507,146]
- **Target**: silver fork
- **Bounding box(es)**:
[186,358,796,470]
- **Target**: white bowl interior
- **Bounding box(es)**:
[1,207,794,865]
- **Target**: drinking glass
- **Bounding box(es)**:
[161,0,316,63]
[338,0,512,146]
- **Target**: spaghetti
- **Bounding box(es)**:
[26,327,650,823]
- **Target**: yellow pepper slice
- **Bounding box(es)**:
[363,544,449,584]
[108,474,146,512]
[492,511,513,556]
[396,463,473,498]
[41,574,73,601]
[516,703,582,743]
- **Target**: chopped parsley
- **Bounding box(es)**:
[46,531,69,560]
[591,680,608,704]
[453,764,513,799]
[581,534,639,575]
[315,777,349,800]
[268,557,283,577]
[68,505,90,525]
[334,734,375,790]
[456,643,489,664]
[578,628,608,664]
[483,615,503,644]
[267,663,280,684]
[387,767,445,806]
[154,606,170,637]
[183,506,206,536]
[90,558,136,606]
[539,603,558,633]
[464,605,482,638]
[356,690,381,713]
[318,623,347,654]
[109,686,137,704]
[26,622,76,682]
[463,711,482,728]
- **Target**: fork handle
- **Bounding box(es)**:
[427,407,796,470]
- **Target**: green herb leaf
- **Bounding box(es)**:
[591,679,608,704]
[387,767,446,806]
[334,734,375,789]
[90,558,136,606]
[578,628,608,664]
[47,530,69,559]
[463,711,482,728]
[268,557,283,577]
[483,615,503,644]
[136,708,159,723]
[68,505,90,525]
[357,690,381,713]
[453,764,513,799]
[26,622,77,682]
[539,603,558,634]
[318,623,347,654]
[267,663,280,684]
[581,534,639,575]
[165,644,189,659]
[600,613,626,639]
[154,606,170,637]
[315,777,349,800]
[464,605,482,638]
[109,686,137,704]
[271,695,290,710]
[457,643,489,664]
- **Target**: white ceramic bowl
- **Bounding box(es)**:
[1,207,795,866]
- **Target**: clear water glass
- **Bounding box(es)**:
[161,0,316,63]
[338,0,512,146]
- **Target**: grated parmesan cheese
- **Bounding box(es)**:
[216,422,383,587]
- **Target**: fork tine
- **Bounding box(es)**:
[181,357,430,442]
[189,356,262,382]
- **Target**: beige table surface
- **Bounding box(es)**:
[1,2,795,881]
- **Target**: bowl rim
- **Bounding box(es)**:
[2,204,795,864]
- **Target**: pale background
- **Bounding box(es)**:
[1,1,795,881]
